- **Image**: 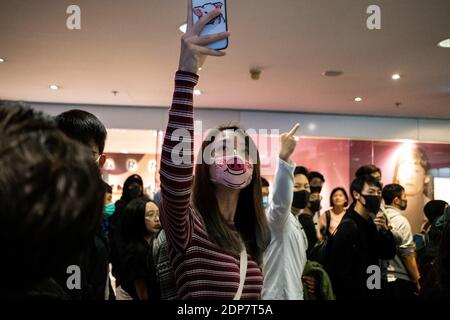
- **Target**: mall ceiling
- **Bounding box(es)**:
[0,0,449,119]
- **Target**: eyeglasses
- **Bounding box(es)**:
[91,150,102,164]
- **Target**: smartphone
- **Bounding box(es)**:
[192,0,228,50]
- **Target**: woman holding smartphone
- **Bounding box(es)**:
[159,2,270,299]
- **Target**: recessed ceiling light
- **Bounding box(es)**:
[308,123,316,131]
[354,97,362,102]
[49,85,59,90]
[194,89,202,96]
[392,73,401,80]
[179,23,187,33]
[322,70,343,77]
[437,38,450,48]
[0,58,5,63]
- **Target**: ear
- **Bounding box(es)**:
[424,175,431,184]
[353,191,360,201]
[393,197,399,206]
[214,2,223,9]
[99,154,106,169]
[193,8,203,17]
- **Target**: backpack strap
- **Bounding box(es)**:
[325,210,331,233]
[233,238,248,300]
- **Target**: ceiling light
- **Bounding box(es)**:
[308,123,316,131]
[437,38,450,48]
[121,149,128,154]
[354,97,362,102]
[194,89,202,96]
[0,58,5,63]
[322,70,343,77]
[392,74,401,80]
[179,23,187,33]
[49,85,59,90]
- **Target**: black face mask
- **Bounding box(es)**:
[292,190,310,210]
[361,194,382,214]
[310,186,322,194]
[309,200,321,212]
[128,185,142,199]
[399,199,408,211]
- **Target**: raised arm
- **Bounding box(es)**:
[159,1,229,253]
[267,124,300,229]
[159,71,198,253]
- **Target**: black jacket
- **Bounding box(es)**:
[327,207,396,300]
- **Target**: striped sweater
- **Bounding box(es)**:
[159,71,263,300]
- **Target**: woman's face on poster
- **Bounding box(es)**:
[395,153,429,196]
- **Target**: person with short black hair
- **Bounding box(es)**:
[355,164,382,183]
[381,184,421,299]
[55,109,110,300]
[263,124,309,300]
[0,103,104,300]
[327,175,396,299]
[308,171,325,194]
[55,109,107,167]
[293,167,319,257]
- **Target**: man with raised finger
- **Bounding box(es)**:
[262,124,309,300]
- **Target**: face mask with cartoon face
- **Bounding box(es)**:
[209,155,253,190]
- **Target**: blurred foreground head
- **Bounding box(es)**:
[0,102,104,293]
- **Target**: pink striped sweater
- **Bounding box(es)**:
[159,71,263,300]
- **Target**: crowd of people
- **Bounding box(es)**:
[0,2,449,301]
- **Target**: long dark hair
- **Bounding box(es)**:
[122,197,157,243]
[192,125,270,266]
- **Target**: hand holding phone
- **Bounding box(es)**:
[192,0,228,50]
[178,0,229,73]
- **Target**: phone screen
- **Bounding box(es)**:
[192,0,228,50]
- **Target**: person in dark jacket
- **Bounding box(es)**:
[420,213,450,300]
[327,175,396,300]
[109,174,144,293]
[55,109,109,300]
